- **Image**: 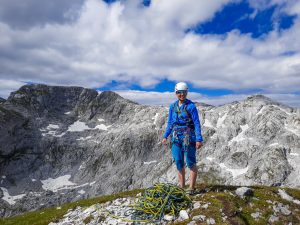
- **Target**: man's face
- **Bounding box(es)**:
[176,90,187,101]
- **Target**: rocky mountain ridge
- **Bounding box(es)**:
[0,84,299,217]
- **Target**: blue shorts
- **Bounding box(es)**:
[171,143,196,171]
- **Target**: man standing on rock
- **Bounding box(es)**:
[162,82,203,194]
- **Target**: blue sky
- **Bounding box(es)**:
[0,0,299,107]
[189,1,296,38]
[99,79,234,96]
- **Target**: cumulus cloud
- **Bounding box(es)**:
[0,79,26,98]
[0,0,299,101]
[0,0,83,29]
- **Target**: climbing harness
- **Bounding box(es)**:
[172,102,194,129]
[171,127,193,151]
[171,101,196,151]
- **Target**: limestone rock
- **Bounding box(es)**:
[179,210,189,220]
[0,84,299,217]
[235,187,253,198]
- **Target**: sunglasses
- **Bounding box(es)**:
[176,90,187,95]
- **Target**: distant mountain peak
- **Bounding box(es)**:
[245,94,280,105]
[8,84,86,100]
[99,90,125,101]
[98,90,138,105]
[195,102,215,108]
[246,94,272,101]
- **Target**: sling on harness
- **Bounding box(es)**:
[171,102,196,151]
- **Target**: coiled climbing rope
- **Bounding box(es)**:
[130,183,192,223]
[94,183,192,224]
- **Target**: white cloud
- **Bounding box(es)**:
[0,0,83,29]
[116,90,176,106]
[148,0,231,29]
[0,80,26,98]
[0,0,299,100]
[264,93,300,108]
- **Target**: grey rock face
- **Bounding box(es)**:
[268,214,279,223]
[196,94,299,188]
[0,85,299,217]
[235,187,253,198]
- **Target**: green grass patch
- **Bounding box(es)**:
[0,189,142,225]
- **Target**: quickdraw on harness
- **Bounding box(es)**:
[171,101,195,151]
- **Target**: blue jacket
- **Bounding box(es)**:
[163,99,203,142]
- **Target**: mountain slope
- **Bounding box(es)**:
[0,84,299,218]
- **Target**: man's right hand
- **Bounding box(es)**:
[162,138,167,145]
[196,141,202,149]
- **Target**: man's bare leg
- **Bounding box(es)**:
[189,165,197,190]
[178,167,185,188]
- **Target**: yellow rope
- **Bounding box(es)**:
[94,183,192,224]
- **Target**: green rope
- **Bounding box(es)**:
[94,183,192,224]
[131,183,192,223]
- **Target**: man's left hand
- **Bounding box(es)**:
[196,142,202,149]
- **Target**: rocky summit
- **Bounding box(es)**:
[0,84,299,218]
[38,186,300,225]
[1,183,300,225]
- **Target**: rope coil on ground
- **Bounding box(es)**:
[130,183,192,223]
[94,183,192,224]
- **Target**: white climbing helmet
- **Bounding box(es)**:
[175,82,188,92]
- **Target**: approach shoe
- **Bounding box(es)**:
[186,188,196,196]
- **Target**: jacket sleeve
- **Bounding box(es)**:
[190,105,203,142]
[163,104,173,139]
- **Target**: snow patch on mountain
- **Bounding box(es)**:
[0,188,26,205]
[217,113,227,128]
[206,156,215,161]
[47,124,60,129]
[76,136,92,141]
[229,124,249,145]
[67,121,110,132]
[290,153,299,156]
[40,124,66,137]
[152,113,159,124]
[40,175,93,193]
[67,121,91,132]
[203,119,214,128]
[94,124,110,131]
[219,163,249,179]
[256,106,265,116]
[144,160,157,165]
[41,175,76,192]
